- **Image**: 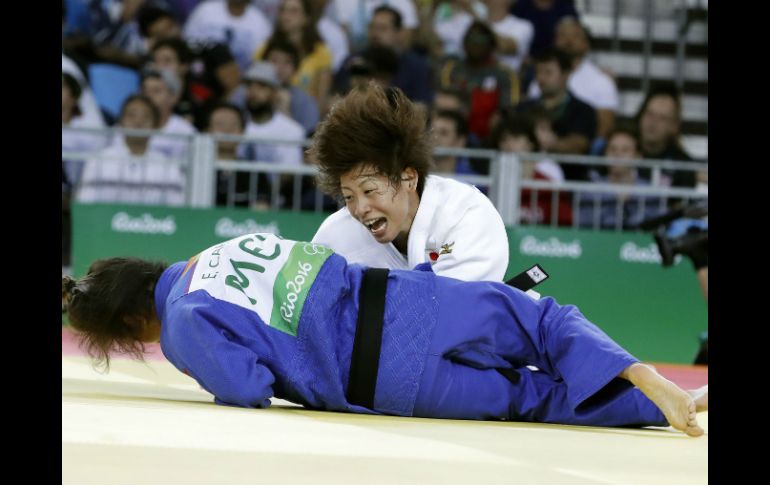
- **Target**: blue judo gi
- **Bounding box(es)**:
[156,233,667,428]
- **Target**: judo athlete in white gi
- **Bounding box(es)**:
[62,233,707,437]
[310,83,509,283]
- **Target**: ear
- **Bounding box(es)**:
[402,167,418,190]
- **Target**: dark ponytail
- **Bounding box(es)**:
[63,258,168,370]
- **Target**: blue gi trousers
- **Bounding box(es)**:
[412,276,668,428]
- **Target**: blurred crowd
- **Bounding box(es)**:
[62,0,707,248]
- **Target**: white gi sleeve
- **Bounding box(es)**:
[430,200,509,282]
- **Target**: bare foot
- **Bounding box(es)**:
[621,363,704,437]
[688,385,708,412]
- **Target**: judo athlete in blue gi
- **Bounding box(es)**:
[62,233,708,437]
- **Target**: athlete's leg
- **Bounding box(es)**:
[413,359,667,428]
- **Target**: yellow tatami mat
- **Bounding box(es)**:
[62,354,707,484]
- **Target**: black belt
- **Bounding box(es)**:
[347,265,535,408]
[505,264,549,292]
[346,268,389,408]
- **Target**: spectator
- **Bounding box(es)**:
[138,5,241,117]
[183,0,272,72]
[517,47,597,180]
[486,0,534,73]
[141,67,199,159]
[62,53,106,127]
[253,0,283,23]
[62,72,109,185]
[62,0,152,69]
[137,3,183,50]
[337,44,400,93]
[311,0,351,74]
[77,94,186,206]
[432,0,488,59]
[432,87,469,119]
[332,0,419,51]
[438,21,520,141]
[335,5,433,104]
[490,112,571,225]
[164,0,199,23]
[576,126,666,230]
[255,0,333,112]
[148,37,234,128]
[510,0,579,93]
[529,17,619,149]
[430,109,477,175]
[430,87,492,174]
[242,62,306,165]
[205,101,271,209]
[262,38,321,135]
[635,83,698,188]
[433,0,533,74]
[241,62,306,207]
[510,0,578,58]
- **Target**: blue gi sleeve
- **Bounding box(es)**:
[171,299,276,409]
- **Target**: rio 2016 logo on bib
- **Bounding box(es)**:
[187,233,333,336]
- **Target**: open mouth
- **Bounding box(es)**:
[363,217,388,238]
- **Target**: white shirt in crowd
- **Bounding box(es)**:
[148,115,199,160]
[312,174,510,282]
[528,58,619,111]
[62,116,111,187]
[251,0,282,23]
[62,54,106,128]
[492,14,534,73]
[183,0,273,72]
[318,15,350,73]
[76,139,187,206]
[242,112,306,166]
[433,7,473,58]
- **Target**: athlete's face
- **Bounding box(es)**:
[340,164,419,245]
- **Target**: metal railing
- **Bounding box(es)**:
[62,127,708,230]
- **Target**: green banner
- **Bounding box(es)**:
[503,226,707,365]
[71,204,328,276]
[72,203,707,364]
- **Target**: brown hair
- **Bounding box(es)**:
[309,83,432,198]
[489,111,538,151]
[604,123,641,155]
[634,81,683,124]
[62,258,168,370]
[120,94,161,127]
[273,0,322,57]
